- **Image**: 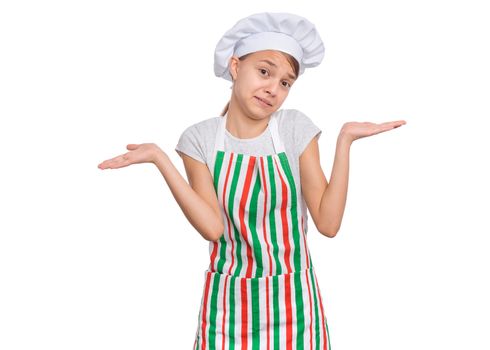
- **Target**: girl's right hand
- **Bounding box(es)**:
[97,143,163,170]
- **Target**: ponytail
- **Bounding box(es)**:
[220,100,230,116]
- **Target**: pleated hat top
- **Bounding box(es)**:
[214,12,325,82]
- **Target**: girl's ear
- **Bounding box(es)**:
[229,56,239,81]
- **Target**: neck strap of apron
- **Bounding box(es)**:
[213,113,285,156]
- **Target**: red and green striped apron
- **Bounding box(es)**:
[193,113,332,350]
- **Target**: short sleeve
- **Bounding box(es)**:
[175,125,207,164]
[294,110,322,156]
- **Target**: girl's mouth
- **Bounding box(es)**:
[255,96,272,107]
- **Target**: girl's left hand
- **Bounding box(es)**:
[340,120,407,144]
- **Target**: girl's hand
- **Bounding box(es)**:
[340,120,407,144]
[98,143,163,170]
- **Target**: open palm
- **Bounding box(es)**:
[98,143,161,170]
[341,120,407,143]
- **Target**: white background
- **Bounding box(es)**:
[1,0,489,349]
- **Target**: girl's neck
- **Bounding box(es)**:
[226,101,272,139]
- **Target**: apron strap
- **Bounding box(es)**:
[212,112,284,156]
[269,115,285,154]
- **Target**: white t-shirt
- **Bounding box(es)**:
[175,108,322,234]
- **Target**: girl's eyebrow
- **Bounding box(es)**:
[258,59,296,80]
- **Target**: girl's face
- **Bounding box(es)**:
[229,50,297,120]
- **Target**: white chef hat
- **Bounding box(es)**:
[214,12,325,82]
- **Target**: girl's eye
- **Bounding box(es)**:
[282,81,291,88]
[259,68,269,76]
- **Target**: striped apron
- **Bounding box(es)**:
[193,112,332,350]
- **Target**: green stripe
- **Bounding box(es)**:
[217,235,227,273]
[279,152,305,349]
[267,155,282,275]
[230,154,243,276]
[213,151,224,190]
[214,151,227,273]
[308,247,314,268]
[309,268,321,349]
[208,274,221,349]
[315,270,331,350]
[278,152,301,270]
[229,276,236,350]
[325,316,331,350]
[249,172,264,277]
[227,155,242,348]
[251,278,260,350]
[273,276,281,349]
[195,306,202,349]
[294,273,305,349]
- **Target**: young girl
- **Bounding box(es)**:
[98,11,406,350]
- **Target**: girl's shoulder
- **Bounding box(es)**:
[183,116,220,132]
[175,116,220,165]
[178,116,221,145]
[276,108,322,156]
[276,108,317,129]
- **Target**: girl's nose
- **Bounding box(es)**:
[265,83,278,96]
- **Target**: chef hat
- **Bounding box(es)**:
[214,12,325,82]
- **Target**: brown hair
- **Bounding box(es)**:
[220,51,300,116]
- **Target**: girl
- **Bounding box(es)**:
[98,12,406,350]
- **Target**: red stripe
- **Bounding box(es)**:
[223,154,235,275]
[302,216,310,268]
[221,275,229,350]
[274,157,294,349]
[239,156,256,278]
[241,278,248,350]
[284,274,293,350]
[201,272,212,350]
[274,157,292,273]
[266,278,271,350]
[209,242,218,271]
[306,271,314,350]
[314,270,329,350]
[302,217,314,350]
[260,157,272,350]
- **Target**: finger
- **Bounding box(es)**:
[377,121,399,127]
[106,160,127,169]
[98,158,118,169]
[377,121,405,130]
[371,124,397,135]
[389,120,406,126]
[103,155,131,169]
[112,155,131,168]
[391,120,406,129]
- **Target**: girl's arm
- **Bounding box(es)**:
[300,120,407,238]
[300,134,350,238]
[98,143,224,241]
[154,151,224,242]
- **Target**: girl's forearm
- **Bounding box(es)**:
[318,134,352,237]
[153,151,224,241]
